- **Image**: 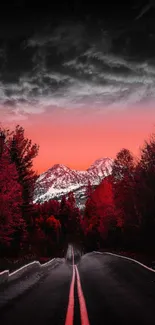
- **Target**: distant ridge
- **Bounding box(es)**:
[33,157,114,208]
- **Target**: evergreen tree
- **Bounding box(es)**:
[58,195,69,239]
[136,134,155,247]
[112,148,140,249]
[8,125,39,228]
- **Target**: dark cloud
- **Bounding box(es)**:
[1,15,155,120]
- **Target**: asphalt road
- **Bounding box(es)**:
[0,245,155,324]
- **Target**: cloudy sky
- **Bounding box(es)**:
[1,1,155,173]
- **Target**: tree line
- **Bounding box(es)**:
[83,137,155,253]
[0,124,155,259]
[0,125,82,258]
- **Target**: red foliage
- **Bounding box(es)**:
[46,215,61,230]
[34,199,60,220]
[0,147,27,249]
[84,175,116,240]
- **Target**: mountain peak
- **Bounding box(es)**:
[34,157,114,207]
[91,157,113,165]
[87,157,113,170]
[51,163,71,171]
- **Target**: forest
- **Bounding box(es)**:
[0,124,155,269]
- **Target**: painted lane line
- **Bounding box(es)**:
[65,265,76,325]
[75,265,90,325]
[72,246,90,325]
[65,246,90,325]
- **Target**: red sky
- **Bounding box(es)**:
[3,105,155,174]
[1,17,155,175]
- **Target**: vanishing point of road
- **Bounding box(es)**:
[0,245,155,324]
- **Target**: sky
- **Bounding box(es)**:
[1,1,155,174]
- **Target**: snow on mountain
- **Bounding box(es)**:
[87,157,113,179]
[33,157,114,207]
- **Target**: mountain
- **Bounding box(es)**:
[33,157,114,209]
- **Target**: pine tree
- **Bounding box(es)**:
[136,134,155,247]
[112,148,140,249]
[112,149,138,225]
[58,195,68,238]
[8,125,39,228]
[67,191,81,240]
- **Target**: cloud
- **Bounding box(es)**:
[1,20,155,120]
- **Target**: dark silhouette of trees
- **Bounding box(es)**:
[58,195,69,238]
[84,181,96,230]
[58,192,82,244]
[82,138,155,253]
[67,192,81,236]
[135,135,155,249]
[34,199,60,220]
[112,148,141,249]
[46,216,61,244]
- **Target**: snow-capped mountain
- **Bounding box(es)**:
[33,157,113,209]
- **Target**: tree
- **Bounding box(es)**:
[112,148,140,249]
[0,146,27,254]
[58,192,82,244]
[90,176,116,240]
[136,134,155,247]
[8,125,39,228]
[82,175,117,250]
[67,191,82,241]
[68,191,76,208]
[46,215,61,243]
[112,148,135,181]
[58,195,68,233]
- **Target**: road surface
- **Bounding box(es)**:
[0,245,155,324]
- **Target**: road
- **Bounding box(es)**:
[0,245,155,324]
